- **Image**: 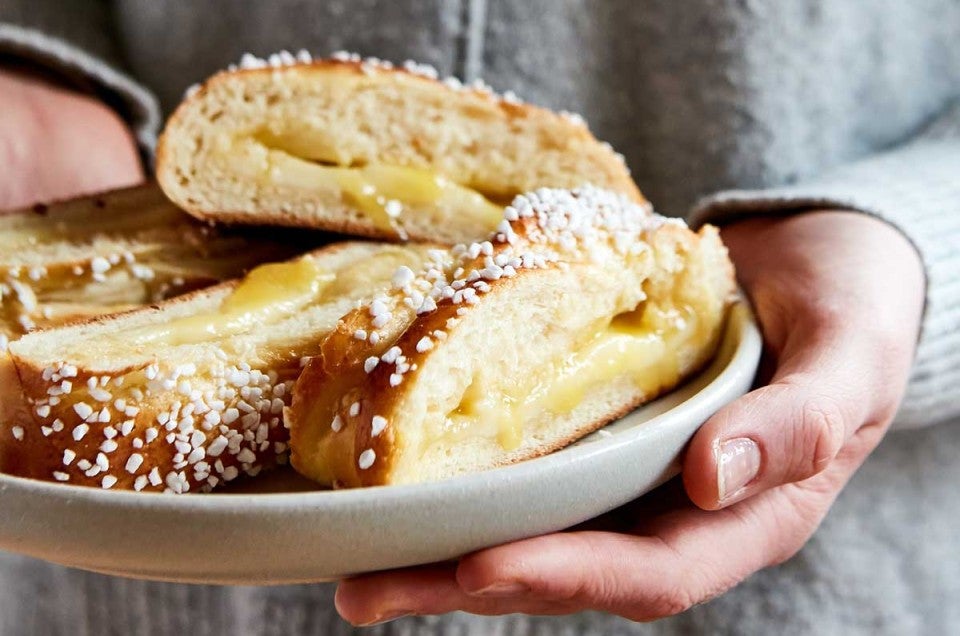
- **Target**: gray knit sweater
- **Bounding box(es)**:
[0,1,958,634]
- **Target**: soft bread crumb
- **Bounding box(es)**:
[157,56,641,244]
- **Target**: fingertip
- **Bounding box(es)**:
[684,379,854,510]
[714,436,762,506]
[455,555,492,595]
[683,415,727,510]
[335,576,411,626]
[333,579,372,625]
[682,388,772,510]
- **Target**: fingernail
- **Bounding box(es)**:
[470,581,530,597]
[717,437,761,502]
[359,610,412,626]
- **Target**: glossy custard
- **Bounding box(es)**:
[442,299,713,451]
[220,132,503,236]
[125,247,424,347]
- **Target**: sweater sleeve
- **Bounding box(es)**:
[0,1,160,154]
[689,101,960,429]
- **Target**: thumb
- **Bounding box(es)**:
[683,318,889,510]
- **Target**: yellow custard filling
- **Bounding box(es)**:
[442,299,715,452]
[126,259,331,346]
[124,247,420,347]
[220,133,504,235]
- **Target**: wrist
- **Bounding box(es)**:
[0,68,143,209]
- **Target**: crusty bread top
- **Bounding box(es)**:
[288,185,732,486]
[3,242,437,493]
[156,51,644,243]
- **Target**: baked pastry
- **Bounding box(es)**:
[0,183,302,350]
[156,51,642,244]
[1,242,436,492]
[288,186,735,488]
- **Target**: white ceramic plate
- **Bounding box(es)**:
[0,302,760,585]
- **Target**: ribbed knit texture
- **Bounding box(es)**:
[0,1,957,634]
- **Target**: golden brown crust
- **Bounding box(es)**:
[157,56,644,245]
[1,241,428,493]
[2,277,240,488]
[183,209,422,245]
[0,353,30,468]
[289,187,735,488]
[160,59,642,197]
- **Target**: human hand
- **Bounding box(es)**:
[0,67,142,210]
[334,211,925,625]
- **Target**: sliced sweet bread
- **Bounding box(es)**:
[2,242,436,493]
[288,186,735,488]
[156,52,643,244]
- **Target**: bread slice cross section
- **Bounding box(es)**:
[157,53,642,245]
[1,242,436,493]
[288,186,736,488]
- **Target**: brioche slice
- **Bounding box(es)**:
[157,51,643,244]
[288,186,735,488]
[2,242,436,493]
[0,183,303,348]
